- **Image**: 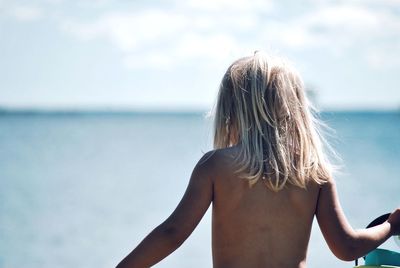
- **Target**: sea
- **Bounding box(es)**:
[0,111,399,268]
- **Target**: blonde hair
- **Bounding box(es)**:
[213,51,332,191]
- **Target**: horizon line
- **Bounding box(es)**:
[0,106,399,115]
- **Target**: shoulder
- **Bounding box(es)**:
[197,146,238,168]
[318,176,336,191]
[316,177,339,212]
[194,147,240,181]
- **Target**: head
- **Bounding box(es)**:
[213,51,332,191]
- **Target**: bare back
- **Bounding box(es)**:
[116,147,398,268]
[211,146,320,268]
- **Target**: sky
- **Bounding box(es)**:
[0,0,399,111]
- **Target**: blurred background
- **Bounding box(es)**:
[0,0,399,267]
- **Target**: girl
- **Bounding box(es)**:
[117,52,400,268]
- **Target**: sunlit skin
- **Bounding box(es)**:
[116,144,400,268]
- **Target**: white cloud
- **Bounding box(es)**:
[43,0,65,4]
[11,6,43,21]
[61,6,259,69]
[60,1,400,70]
[307,6,379,30]
[176,33,238,59]
[123,51,175,70]
[123,33,242,70]
[63,10,188,52]
[261,4,400,68]
[264,6,382,49]
[75,0,116,8]
[351,0,400,9]
[182,0,273,12]
[365,44,400,69]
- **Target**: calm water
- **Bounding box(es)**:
[0,112,399,268]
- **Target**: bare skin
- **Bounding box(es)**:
[116,145,400,268]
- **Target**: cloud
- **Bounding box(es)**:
[10,6,43,21]
[365,43,400,69]
[60,0,400,70]
[265,5,386,49]
[260,4,400,69]
[61,5,260,69]
[181,0,273,12]
[62,9,188,52]
[123,32,242,70]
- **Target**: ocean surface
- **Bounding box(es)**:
[0,111,399,268]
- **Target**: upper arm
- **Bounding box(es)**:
[160,151,215,243]
[315,179,357,260]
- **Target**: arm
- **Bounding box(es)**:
[116,152,215,268]
[316,178,399,261]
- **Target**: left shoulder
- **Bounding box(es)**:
[194,146,240,180]
[197,150,218,166]
[193,150,218,180]
[196,147,237,169]
[193,148,236,183]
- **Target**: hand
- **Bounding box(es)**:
[387,208,400,236]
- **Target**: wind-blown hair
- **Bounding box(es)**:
[213,51,332,191]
